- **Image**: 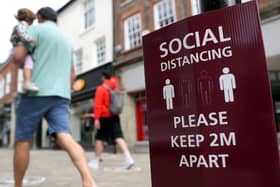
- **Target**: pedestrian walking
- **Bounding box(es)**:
[88,72,134,170]
[12,7,98,187]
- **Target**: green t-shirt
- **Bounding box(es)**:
[26,21,73,99]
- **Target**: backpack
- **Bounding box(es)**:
[103,84,124,115]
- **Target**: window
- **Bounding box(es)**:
[5,72,11,95]
[191,0,202,15]
[226,0,237,6]
[95,37,106,65]
[17,69,24,93]
[154,0,176,29]
[74,49,83,74]
[0,78,4,98]
[84,0,95,29]
[124,14,142,50]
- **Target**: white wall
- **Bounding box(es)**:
[261,15,280,57]
[58,0,114,73]
[121,62,146,92]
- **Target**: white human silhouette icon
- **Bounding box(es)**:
[219,67,236,103]
[163,79,175,110]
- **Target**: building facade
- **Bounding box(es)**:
[113,0,280,152]
[113,0,199,152]
[56,0,115,148]
[260,0,280,132]
[58,0,114,73]
[2,0,280,149]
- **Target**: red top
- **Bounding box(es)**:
[94,77,120,120]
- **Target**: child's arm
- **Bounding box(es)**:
[16,22,36,44]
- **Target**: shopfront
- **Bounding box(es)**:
[70,63,114,148]
[115,60,150,152]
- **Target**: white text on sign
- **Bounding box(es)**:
[169,110,237,168]
[173,111,228,128]
[159,26,233,72]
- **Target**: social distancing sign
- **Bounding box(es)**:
[143,1,280,187]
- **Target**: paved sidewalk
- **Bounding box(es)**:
[0,149,152,187]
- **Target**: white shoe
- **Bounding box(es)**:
[23,82,39,92]
[88,159,99,170]
[124,160,134,170]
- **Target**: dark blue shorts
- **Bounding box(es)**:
[16,95,71,141]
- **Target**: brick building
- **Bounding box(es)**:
[113,0,198,151]
[113,0,280,152]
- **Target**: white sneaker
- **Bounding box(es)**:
[88,159,99,170]
[124,160,134,170]
[23,82,39,92]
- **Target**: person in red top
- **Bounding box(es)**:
[88,71,134,170]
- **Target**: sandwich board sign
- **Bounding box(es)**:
[143,1,280,187]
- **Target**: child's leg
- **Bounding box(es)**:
[23,69,32,84]
[23,56,39,92]
[23,55,33,84]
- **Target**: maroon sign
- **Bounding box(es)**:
[143,2,280,187]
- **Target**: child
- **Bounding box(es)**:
[10,8,39,92]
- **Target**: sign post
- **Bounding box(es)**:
[143,2,280,187]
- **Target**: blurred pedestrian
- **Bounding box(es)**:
[12,7,98,187]
[88,72,134,170]
[10,8,39,92]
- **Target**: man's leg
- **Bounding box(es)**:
[115,138,134,169]
[56,133,98,187]
[88,140,103,169]
[115,138,129,152]
[89,120,104,169]
[95,140,103,158]
[14,141,30,187]
[112,116,134,168]
[14,95,42,187]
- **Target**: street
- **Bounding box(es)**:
[0,149,152,187]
